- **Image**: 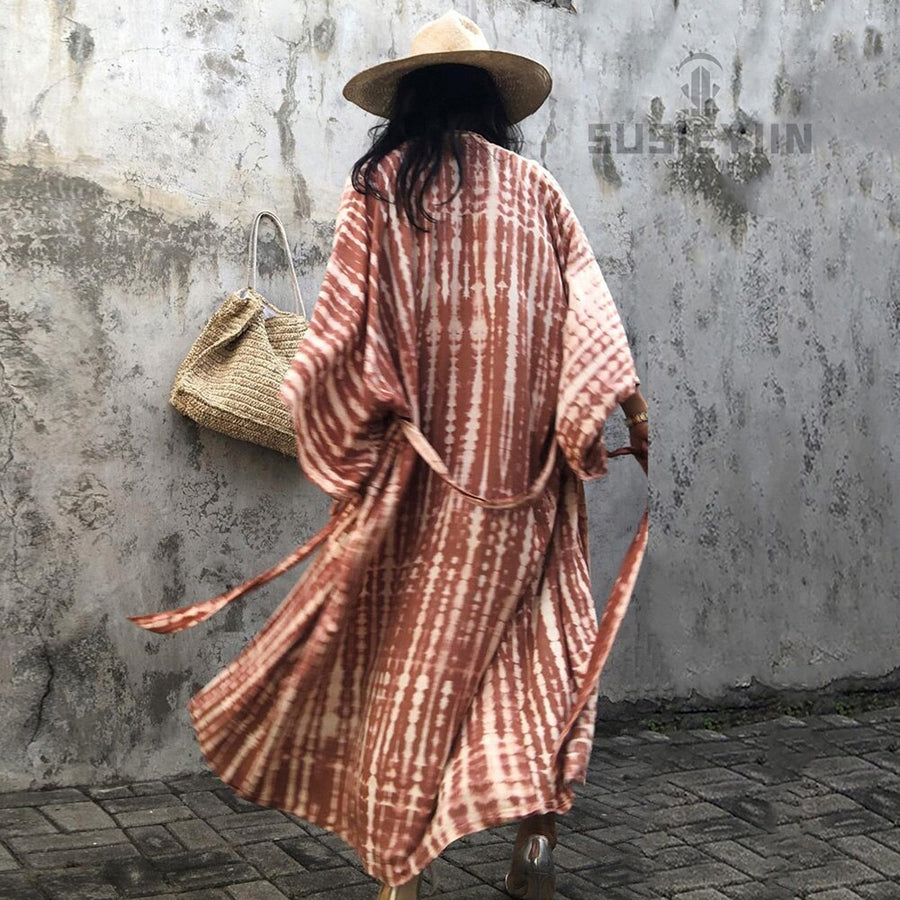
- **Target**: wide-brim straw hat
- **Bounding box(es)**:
[342,9,552,125]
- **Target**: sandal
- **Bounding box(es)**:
[505,833,556,899]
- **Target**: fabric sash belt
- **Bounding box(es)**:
[127,418,648,761]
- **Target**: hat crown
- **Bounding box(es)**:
[409,9,490,56]
[341,8,551,125]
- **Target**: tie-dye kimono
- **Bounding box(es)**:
[129,130,647,887]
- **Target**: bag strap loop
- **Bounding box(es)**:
[246,210,307,319]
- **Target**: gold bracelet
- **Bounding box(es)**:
[624,410,648,427]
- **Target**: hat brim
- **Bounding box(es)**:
[342,49,552,125]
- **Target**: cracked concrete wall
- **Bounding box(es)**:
[1,1,898,790]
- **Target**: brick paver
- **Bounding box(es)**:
[0,708,897,898]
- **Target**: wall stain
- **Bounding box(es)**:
[297,219,332,273]
[722,359,749,428]
[670,455,693,509]
[740,251,782,355]
[731,52,742,109]
[275,39,312,222]
[202,50,244,84]
[844,315,878,386]
[206,600,244,635]
[539,104,559,169]
[810,337,848,413]
[27,129,53,161]
[863,27,883,58]
[54,472,113,531]
[828,465,851,519]
[79,402,142,465]
[590,127,622,188]
[697,501,719,548]
[0,163,241,324]
[22,634,56,755]
[763,375,786,409]
[312,16,336,54]
[774,62,803,116]
[598,248,634,277]
[889,268,900,339]
[669,280,685,361]
[0,295,55,413]
[723,109,773,183]
[186,120,210,152]
[666,139,748,245]
[0,366,79,659]
[254,222,298,284]
[142,668,193,727]
[832,31,852,62]
[664,105,773,245]
[25,616,142,778]
[153,532,186,610]
[800,413,822,475]
[66,23,94,65]
[857,161,873,198]
[181,4,234,39]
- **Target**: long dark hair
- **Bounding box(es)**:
[349,63,524,233]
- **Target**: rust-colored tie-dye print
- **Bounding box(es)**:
[128,130,647,887]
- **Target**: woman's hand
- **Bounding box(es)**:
[620,387,648,474]
[628,422,648,474]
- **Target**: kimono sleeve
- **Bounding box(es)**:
[278,173,406,499]
[551,180,641,481]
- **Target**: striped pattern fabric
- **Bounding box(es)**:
[130,131,645,887]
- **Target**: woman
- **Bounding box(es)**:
[280,12,646,898]
[131,9,648,900]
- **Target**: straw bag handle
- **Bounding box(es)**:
[246,210,307,319]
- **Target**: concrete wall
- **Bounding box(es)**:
[0,0,897,790]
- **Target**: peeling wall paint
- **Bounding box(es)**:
[1,1,899,790]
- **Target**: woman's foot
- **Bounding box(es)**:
[376,872,421,900]
[514,813,558,851]
[505,813,557,899]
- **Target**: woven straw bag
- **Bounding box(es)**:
[169,210,310,457]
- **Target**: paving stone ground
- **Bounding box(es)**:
[1,708,899,899]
